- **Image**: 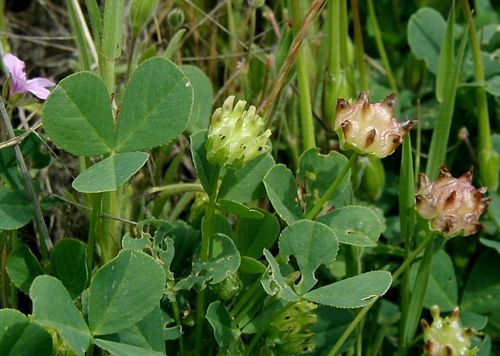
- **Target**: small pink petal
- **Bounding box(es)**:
[24,78,55,100]
[3,53,27,82]
[3,53,28,93]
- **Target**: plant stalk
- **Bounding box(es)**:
[329,232,434,354]
[366,0,397,92]
[398,135,416,351]
[290,0,316,152]
[195,165,221,355]
[401,233,435,348]
[0,97,51,263]
[324,0,342,126]
[461,0,498,191]
[351,0,368,90]
[258,0,326,116]
[305,152,358,220]
[86,193,103,277]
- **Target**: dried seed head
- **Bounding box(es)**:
[206,95,271,168]
[422,306,477,356]
[416,167,489,238]
[334,92,414,158]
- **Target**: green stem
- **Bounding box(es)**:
[195,165,221,355]
[200,167,221,261]
[67,0,97,70]
[398,135,416,351]
[305,152,359,220]
[87,341,94,356]
[100,0,125,95]
[1,236,8,308]
[0,97,50,263]
[345,245,361,277]
[259,0,326,117]
[290,0,316,152]
[147,183,204,195]
[351,0,368,90]
[126,34,138,81]
[392,233,433,282]
[366,0,397,92]
[99,191,116,264]
[414,101,422,182]
[329,233,434,354]
[402,234,435,348]
[356,319,364,356]
[324,0,341,126]
[0,0,9,52]
[87,193,103,277]
[286,99,301,170]
[231,275,262,319]
[8,230,19,309]
[168,192,196,222]
[328,300,374,356]
[234,277,265,324]
[245,301,295,356]
[84,0,102,53]
[461,0,498,191]
[244,5,256,71]
[171,295,185,356]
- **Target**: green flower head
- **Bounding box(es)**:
[206,96,271,169]
[421,305,477,356]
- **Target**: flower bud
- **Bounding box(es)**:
[421,305,477,356]
[167,8,185,30]
[335,92,414,158]
[206,96,271,169]
[416,167,489,238]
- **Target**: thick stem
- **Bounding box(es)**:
[351,0,368,90]
[324,0,342,126]
[195,165,221,355]
[305,152,358,220]
[366,0,397,92]
[87,193,103,277]
[200,166,221,261]
[101,0,125,95]
[398,136,416,351]
[290,0,316,152]
[99,191,117,264]
[401,234,435,348]
[461,0,497,190]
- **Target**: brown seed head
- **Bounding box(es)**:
[416,167,489,238]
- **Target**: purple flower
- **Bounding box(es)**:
[3,53,55,100]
